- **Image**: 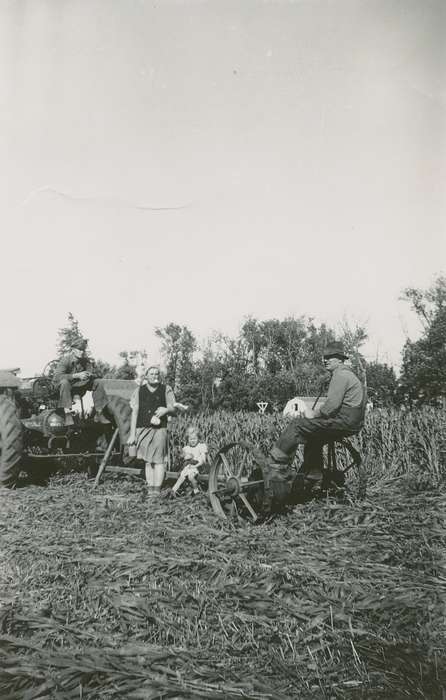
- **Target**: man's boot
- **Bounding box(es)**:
[58,407,74,426]
[301,440,324,480]
[252,447,293,513]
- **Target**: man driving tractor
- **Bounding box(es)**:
[259,341,365,507]
[53,338,109,424]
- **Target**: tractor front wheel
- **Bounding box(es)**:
[0,396,23,488]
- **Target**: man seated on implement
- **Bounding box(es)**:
[261,341,365,504]
[53,338,109,425]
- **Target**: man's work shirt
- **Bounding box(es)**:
[53,354,93,384]
[319,364,363,419]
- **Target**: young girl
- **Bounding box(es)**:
[170,425,208,496]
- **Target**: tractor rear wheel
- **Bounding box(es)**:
[0,396,23,487]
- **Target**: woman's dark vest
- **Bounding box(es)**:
[136,384,167,429]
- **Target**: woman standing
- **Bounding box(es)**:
[127,366,177,497]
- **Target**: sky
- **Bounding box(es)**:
[0,0,445,377]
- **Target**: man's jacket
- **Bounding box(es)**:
[319,364,365,430]
[53,354,94,385]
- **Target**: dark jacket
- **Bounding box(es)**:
[136,383,168,429]
[53,354,94,385]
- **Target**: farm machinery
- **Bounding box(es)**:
[207,435,363,522]
[0,368,363,522]
[206,391,366,521]
[0,368,134,488]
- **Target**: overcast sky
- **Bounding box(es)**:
[0,0,445,376]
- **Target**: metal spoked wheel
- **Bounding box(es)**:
[208,441,265,522]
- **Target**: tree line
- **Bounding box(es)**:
[56,276,446,411]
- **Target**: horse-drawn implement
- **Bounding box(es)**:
[208,436,362,521]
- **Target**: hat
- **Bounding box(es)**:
[71,338,87,351]
[323,341,349,360]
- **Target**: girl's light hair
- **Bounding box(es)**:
[186,424,199,435]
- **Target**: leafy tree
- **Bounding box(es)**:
[239,315,367,398]
[94,359,113,378]
[113,352,137,380]
[57,313,89,358]
[365,361,398,406]
[245,370,297,411]
[156,323,182,386]
[400,276,446,404]
[51,313,370,411]
[156,324,196,393]
[337,318,368,371]
[246,317,309,374]
[45,313,91,378]
[112,350,147,380]
[241,318,263,374]
[194,337,228,408]
[55,314,117,379]
[209,316,368,411]
[402,277,446,330]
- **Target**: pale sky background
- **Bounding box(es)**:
[0,0,445,377]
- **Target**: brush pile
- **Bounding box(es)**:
[0,465,444,699]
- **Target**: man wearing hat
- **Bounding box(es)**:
[53,339,109,424]
[261,341,365,503]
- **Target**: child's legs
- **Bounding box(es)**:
[185,465,200,492]
[172,464,193,493]
[172,468,188,493]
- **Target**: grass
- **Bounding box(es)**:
[0,409,445,698]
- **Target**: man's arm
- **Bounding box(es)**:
[53,356,74,384]
[54,356,89,384]
[85,359,96,376]
[318,372,349,418]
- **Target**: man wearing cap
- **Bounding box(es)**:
[261,341,365,504]
[53,339,109,424]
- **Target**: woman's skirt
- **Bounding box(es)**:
[135,427,168,464]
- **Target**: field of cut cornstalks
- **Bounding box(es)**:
[1,408,445,699]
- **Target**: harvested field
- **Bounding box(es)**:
[1,408,445,698]
[1,475,444,699]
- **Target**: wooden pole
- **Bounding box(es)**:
[93,428,120,488]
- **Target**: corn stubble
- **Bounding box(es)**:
[0,408,444,699]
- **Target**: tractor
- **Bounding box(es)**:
[0,367,134,488]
